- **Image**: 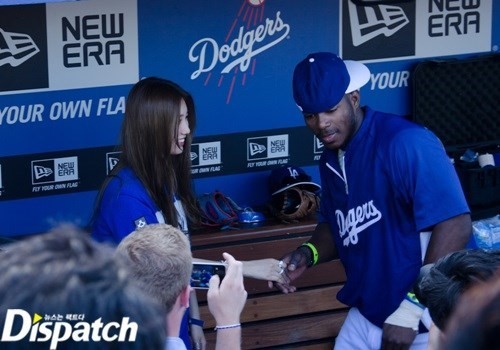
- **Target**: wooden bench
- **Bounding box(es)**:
[191,219,348,349]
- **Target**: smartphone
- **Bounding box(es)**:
[190,262,226,289]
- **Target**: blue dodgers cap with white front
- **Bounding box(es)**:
[293,52,350,114]
[292,52,370,114]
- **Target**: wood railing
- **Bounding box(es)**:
[191,219,348,349]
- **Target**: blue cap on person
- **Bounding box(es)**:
[269,165,321,196]
[292,52,371,114]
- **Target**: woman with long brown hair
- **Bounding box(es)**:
[92,77,287,350]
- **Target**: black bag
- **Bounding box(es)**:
[413,54,500,219]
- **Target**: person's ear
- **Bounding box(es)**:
[349,91,360,109]
[180,285,191,308]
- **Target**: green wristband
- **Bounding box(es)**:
[301,242,319,266]
[405,292,425,309]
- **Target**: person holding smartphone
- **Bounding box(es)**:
[116,223,247,350]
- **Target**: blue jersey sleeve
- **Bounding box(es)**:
[97,192,160,243]
[388,127,469,231]
[92,171,162,244]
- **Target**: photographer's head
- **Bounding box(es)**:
[0,224,166,350]
[444,270,500,350]
[116,223,192,313]
[415,249,500,331]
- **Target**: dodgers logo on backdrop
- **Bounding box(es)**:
[188,0,290,104]
[0,5,49,93]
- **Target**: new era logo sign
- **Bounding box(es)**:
[247,135,289,161]
[191,142,221,167]
[349,2,409,47]
[33,165,53,180]
[0,27,40,68]
[31,156,78,185]
[106,151,121,174]
[314,136,324,154]
[249,142,266,157]
[342,1,415,60]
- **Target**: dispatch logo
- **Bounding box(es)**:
[0,28,40,68]
[189,0,290,103]
[247,134,288,161]
[31,156,78,185]
[191,142,221,167]
[1,309,138,350]
[106,151,121,174]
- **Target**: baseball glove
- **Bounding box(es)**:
[269,187,319,222]
[197,191,241,229]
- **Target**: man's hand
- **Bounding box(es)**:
[270,248,309,293]
[381,323,418,350]
[382,298,424,349]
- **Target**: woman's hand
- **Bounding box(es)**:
[242,258,290,285]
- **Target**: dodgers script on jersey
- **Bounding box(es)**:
[318,107,469,328]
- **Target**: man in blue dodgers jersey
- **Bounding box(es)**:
[274,52,472,350]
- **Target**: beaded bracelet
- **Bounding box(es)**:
[214,323,241,331]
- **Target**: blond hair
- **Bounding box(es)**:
[116,223,192,313]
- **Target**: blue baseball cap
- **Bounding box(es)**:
[292,52,370,114]
[269,165,321,196]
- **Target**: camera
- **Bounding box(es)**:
[190,262,226,289]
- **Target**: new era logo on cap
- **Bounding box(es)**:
[268,165,320,195]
